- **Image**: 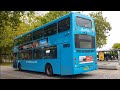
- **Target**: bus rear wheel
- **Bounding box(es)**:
[45,64,53,76]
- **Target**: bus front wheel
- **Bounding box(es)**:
[45,64,53,76]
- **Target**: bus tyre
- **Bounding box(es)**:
[45,64,53,76]
[18,63,22,71]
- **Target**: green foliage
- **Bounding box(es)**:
[89,11,112,48]
[112,43,120,49]
[0,11,35,60]
[26,11,71,33]
[40,11,71,25]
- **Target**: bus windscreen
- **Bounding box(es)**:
[75,34,95,49]
[76,16,92,28]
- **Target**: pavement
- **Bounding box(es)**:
[97,60,120,70]
[1,65,120,79]
[1,59,120,79]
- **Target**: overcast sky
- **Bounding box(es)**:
[36,11,120,50]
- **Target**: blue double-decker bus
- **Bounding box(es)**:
[12,12,98,76]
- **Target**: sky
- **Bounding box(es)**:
[36,11,120,50]
[82,11,120,50]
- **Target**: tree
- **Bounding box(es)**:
[40,11,71,25]
[0,11,34,48]
[112,43,120,49]
[0,11,35,62]
[89,11,112,48]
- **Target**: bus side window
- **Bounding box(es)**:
[24,51,27,60]
[18,51,24,60]
[58,17,70,33]
[24,50,32,60]
[50,46,57,59]
[43,46,57,59]
[44,23,57,37]
[33,29,43,40]
[49,23,57,36]
[25,33,32,43]
[33,48,43,59]
[44,47,51,59]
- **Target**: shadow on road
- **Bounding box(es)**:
[14,69,93,79]
[14,69,47,75]
[56,73,93,79]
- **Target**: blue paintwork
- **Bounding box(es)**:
[71,13,98,75]
[12,12,98,75]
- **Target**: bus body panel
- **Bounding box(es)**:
[74,63,98,74]
[73,51,98,74]
[71,13,98,74]
[18,59,61,74]
[60,43,73,75]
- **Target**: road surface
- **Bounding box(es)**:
[1,66,120,79]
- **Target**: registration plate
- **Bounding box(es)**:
[84,67,89,70]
